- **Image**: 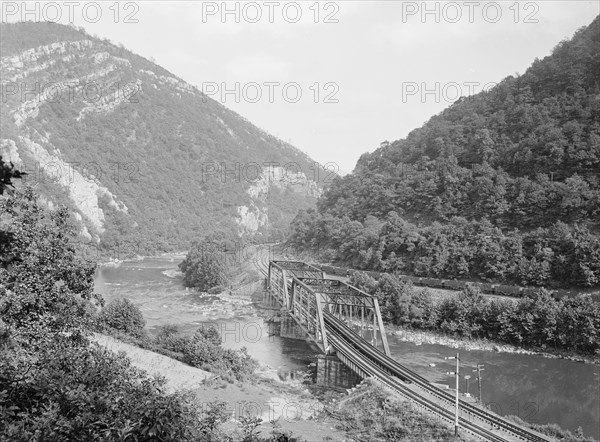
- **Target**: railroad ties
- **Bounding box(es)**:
[267,260,389,356]
[263,259,553,442]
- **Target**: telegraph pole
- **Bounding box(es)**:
[473,363,485,402]
[445,353,460,437]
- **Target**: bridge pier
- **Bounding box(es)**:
[279,315,309,340]
[263,260,552,442]
[316,355,362,391]
[262,289,282,309]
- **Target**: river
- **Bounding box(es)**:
[94,256,600,440]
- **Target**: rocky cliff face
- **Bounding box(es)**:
[236,166,323,235]
[1,22,327,251]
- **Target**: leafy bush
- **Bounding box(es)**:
[179,241,227,291]
[0,184,204,441]
[507,415,595,442]
[121,323,256,382]
[198,400,231,441]
[0,188,98,334]
[99,298,146,337]
[158,323,180,338]
[195,325,222,345]
[0,336,202,441]
[335,380,459,441]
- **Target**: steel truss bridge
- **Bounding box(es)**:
[258,259,554,442]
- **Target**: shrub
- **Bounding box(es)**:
[183,338,225,367]
[194,325,222,345]
[335,380,456,441]
[199,400,231,440]
[179,241,227,291]
[507,416,596,442]
[158,323,180,338]
[151,326,256,382]
[0,336,202,441]
[207,285,226,294]
[99,298,146,337]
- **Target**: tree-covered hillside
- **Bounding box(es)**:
[0,22,328,256]
[289,16,600,289]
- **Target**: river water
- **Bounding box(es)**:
[94,256,600,439]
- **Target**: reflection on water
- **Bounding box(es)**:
[386,340,599,439]
[94,257,600,439]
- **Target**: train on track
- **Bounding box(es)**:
[314,264,574,299]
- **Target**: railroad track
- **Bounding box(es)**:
[255,256,269,278]
[324,313,552,442]
[325,328,510,441]
[257,257,554,441]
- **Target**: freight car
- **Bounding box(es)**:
[313,264,568,300]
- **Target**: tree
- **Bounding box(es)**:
[99,298,146,337]
[0,187,98,336]
[0,184,206,441]
[0,156,26,270]
[0,155,26,196]
[179,240,227,291]
[374,273,415,325]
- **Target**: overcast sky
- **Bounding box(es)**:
[5,1,599,173]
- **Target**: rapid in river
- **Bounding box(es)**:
[94,256,600,439]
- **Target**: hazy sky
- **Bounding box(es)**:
[4,1,599,172]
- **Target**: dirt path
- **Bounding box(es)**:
[93,333,347,441]
[93,333,213,392]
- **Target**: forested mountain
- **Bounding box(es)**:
[290,16,600,288]
[0,22,327,256]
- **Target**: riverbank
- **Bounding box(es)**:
[94,253,600,439]
[93,333,213,391]
[98,251,188,267]
[94,332,347,441]
[388,325,600,365]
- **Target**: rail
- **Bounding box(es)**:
[255,257,554,442]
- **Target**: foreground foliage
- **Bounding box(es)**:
[99,297,146,337]
[1,336,200,441]
[0,185,203,441]
[334,380,461,441]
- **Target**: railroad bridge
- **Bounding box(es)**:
[268,260,390,358]
[262,259,553,442]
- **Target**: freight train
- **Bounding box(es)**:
[313,264,573,299]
